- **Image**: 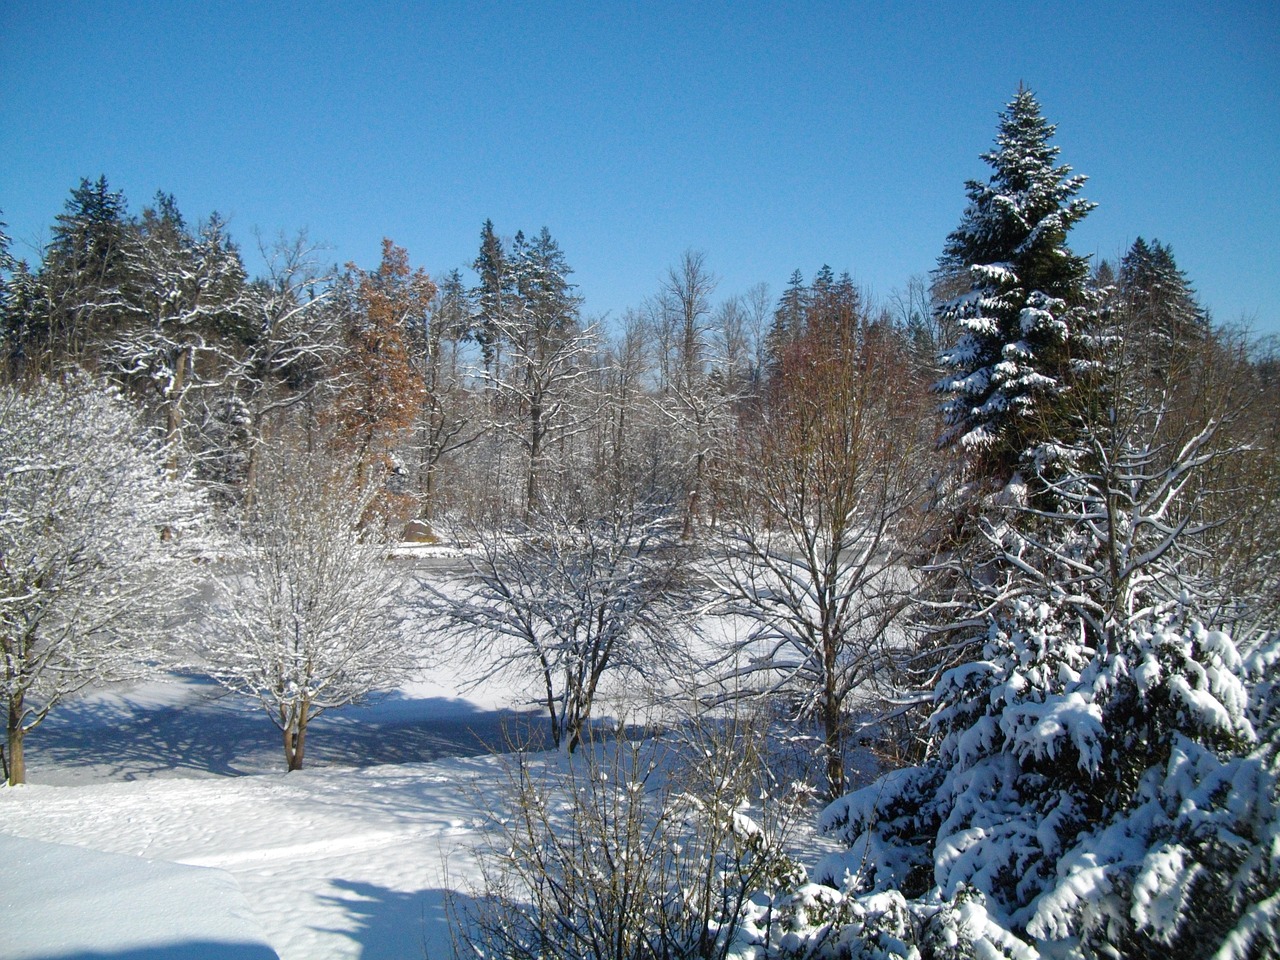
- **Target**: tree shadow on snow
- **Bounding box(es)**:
[310,689,553,767]
[24,678,555,782]
[26,680,279,781]
[22,942,278,960]
[316,881,481,960]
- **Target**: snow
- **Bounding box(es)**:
[2,752,502,959]
[0,606,763,959]
[2,833,277,959]
[0,642,556,960]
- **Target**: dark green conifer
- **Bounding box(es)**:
[935,88,1098,487]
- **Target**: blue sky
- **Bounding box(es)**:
[3,2,1278,335]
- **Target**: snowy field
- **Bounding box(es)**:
[0,610,832,960]
[0,662,549,960]
[0,570,708,960]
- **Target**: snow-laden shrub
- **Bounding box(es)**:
[201,448,414,771]
[724,617,1278,960]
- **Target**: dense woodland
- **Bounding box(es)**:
[2,89,1278,958]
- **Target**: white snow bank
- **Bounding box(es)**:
[0,758,499,960]
[0,832,278,959]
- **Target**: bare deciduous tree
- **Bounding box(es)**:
[202,450,414,771]
[712,326,930,798]
[408,268,481,526]
[648,251,729,539]
[425,499,692,753]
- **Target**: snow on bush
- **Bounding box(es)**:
[457,723,806,960]
[0,373,208,784]
[722,614,1278,959]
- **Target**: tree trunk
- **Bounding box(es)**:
[822,627,845,800]
[822,677,844,801]
[283,717,308,771]
[422,460,437,522]
[527,393,543,517]
[164,344,190,479]
[244,409,264,511]
[419,414,438,522]
[682,449,705,541]
[7,692,26,785]
[563,692,585,755]
[542,665,562,751]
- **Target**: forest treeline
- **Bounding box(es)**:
[2,88,1278,957]
[0,182,933,532]
[1,160,1274,547]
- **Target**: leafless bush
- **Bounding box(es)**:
[452,721,805,960]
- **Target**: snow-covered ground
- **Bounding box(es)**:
[0,660,546,959]
[0,614,807,960]
[3,749,513,958]
[0,598,853,960]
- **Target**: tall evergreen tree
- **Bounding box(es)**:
[471,219,512,377]
[409,267,476,524]
[766,269,808,371]
[0,215,24,382]
[807,268,862,348]
[515,226,581,341]
[1,262,42,383]
[0,213,14,280]
[434,268,472,345]
[0,213,16,376]
[1118,237,1207,386]
[935,87,1098,488]
[37,176,137,366]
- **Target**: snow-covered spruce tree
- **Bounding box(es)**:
[0,374,207,784]
[935,86,1098,489]
[202,449,414,771]
[0,212,19,376]
[0,213,14,296]
[2,258,45,384]
[33,176,138,370]
[471,218,514,380]
[907,87,1105,759]
[1117,237,1208,388]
